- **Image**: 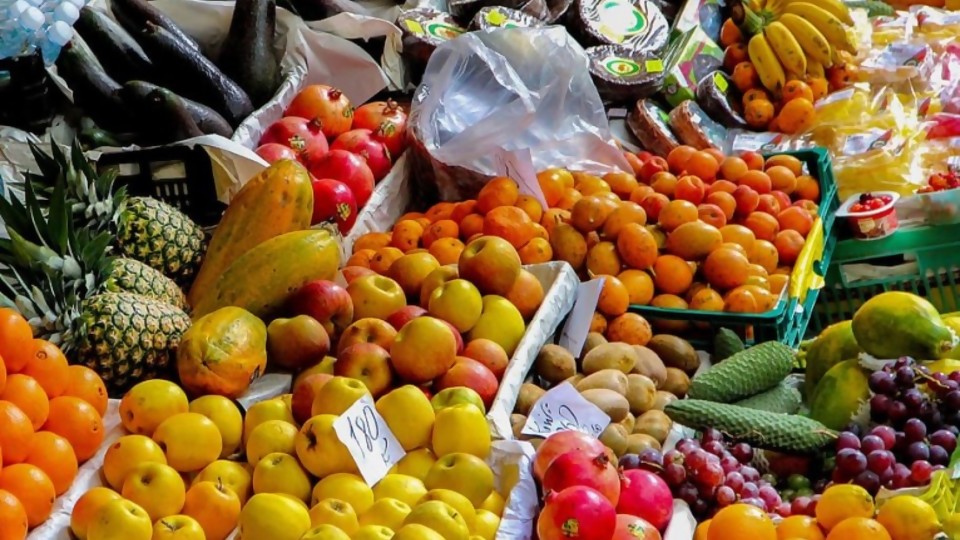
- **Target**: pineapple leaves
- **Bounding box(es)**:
[47,175,69,254]
[28,141,63,186]
[0,189,32,240]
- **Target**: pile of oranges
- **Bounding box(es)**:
[0,307,108,538]
[720,19,858,133]
[345,144,822,343]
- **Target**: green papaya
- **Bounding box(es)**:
[808,359,870,431]
[851,291,956,361]
[944,317,960,360]
[804,320,862,398]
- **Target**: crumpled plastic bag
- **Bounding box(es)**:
[408,26,630,201]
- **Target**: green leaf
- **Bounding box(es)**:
[48,177,69,253]
[29,141,62,184]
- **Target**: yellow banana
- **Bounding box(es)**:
[805,55,825,78]
[779,13,835,68]
[748,34,786,93]
[764,21,807,76]
[763,0,785,17]
[784,0,853,25]
[783,2,856,53]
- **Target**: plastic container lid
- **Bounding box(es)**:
[47,20,72,45]
[63,0,84,9]
[20,6,45,31]
[835,191,901,218]
[9,0,30,17]
[53,1,78,23]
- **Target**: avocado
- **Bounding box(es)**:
[74,6,153,83]
[219,0,281,107]
[122,86,204,144]
[55,34,136,133]
[110,0,199,51]
[121,81,233,138]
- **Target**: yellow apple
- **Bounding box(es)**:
[419,266,459,308]
[474,510,500,540]
[403,500,469,540]
[358,498,411,530]
[243,398,296,445]
[309,498,359,533]
[86,499,153,540]
[120,462,186,522]
[423,489,476,530]
[425,453,494,507]
[333,343,393,398]
[458,236,521,296]
[388,251,441,298]
[189,395,244,458]
[102,434,167,490]
[353,525,395,540]
[393,523,446,540]
[479,491,505,517]
[428,279,483,333]
[347,274,407,321]
[153,515,205,540]
[311,376,371,416]
[431,388,486,414]
[431,404,491,458]
[299,524,351,540]
[372,474,427,507]
[193,460,252,505]
[119,380,189,437]
[153,412,223,472]
[294,356,336,389]
[311,473,374,513]
[182,480,241,540]
[295,415,359,477]
[246,419,299,465]
[71,487,122,540]
[390,317,457,384]
[466,295,525,356]
[252,452,312,503]
[376,385,435,451]
[390,448,437,481]
[239,493,311,540]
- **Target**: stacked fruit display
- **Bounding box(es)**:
[0,309,109,537]
[719,0,859,133]
[255,85,409,232]
[71,374,508,540]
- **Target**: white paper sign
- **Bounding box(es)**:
[333,395,406,486]
[494,148,549,209]
[558,278,605,357]
[521,382,611,438]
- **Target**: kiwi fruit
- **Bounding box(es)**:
[660,367,691,397]
[580,389,630,422]
[516,383,546,415]
[633,409,672,443]
[582,332,608,359]
[599,423,629,456]
[625,433,662,454]
[631,345,668,387]
[582,342,638,374]
[536,344,577,384]
[646,335,700,374]
[651,390,678,411]
[625,373,657,415]
[576,369,629,394]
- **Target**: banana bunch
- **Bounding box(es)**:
[913,470,957,521]
[743,0,857,94]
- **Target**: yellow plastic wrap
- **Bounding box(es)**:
[870,13,918,47]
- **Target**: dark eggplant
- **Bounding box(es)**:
[55,34,135,133]
[123,86,204,144]
[219,0,280,107]
[109,0,199,50]
[122,81,233,137]
[74,6,153,83]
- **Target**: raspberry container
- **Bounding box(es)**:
[836,191,901,240]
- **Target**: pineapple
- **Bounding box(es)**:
[26,141,206,284]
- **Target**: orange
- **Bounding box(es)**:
[778,98,816,135]
[573,174,611,195]
[650,172,679,196]
[397,212,425,223]
[686,152,720,182]
[778,207,813,236]
[653,255,694,295]
[767,167,798,194]
[769,273,789,295]
[777,515,825,540]
[428,237,465,266]
[704,248,751,290]
[603,172,640,198]
[0,464,54,528]
[0,488,27,540]
[658,200,698,231]
[596,276,630,317]
[720,18,743,47]
[484,206,535,248]
[689,287,725,311]
[0,309,32,374]
[71,487,123,540]
[708,503,776,540]
[775,230,806,265]
[516,194,544,223]
[806,77,829,100]
[537,169,573,207]
[782,80,815,103]
[742,88,770,108]
[24,431,77,495]
[587,242,623,277]
[666,146,697,174]
[605,313,652,346]
[589,311,607,334]
[725,287,760,313]
[0,357,5,397]
[570,196,618,233]
[719,224,757,252]
[825,518,889,540]
[42,396,104,462]
[0,401,33,465]
[346,249,376,268]
[390,220,425,252]
[732,62,761,92]
[617,223,659,270]
[62,366,107,417]
[602,202,647,240]
[518,237,553,264]
[618,269,655,306]
[745,99,775,129]
[628,185,655,205]
[649,294,691,333]
[749,240,780,273]
[421,220,459,248]
[720,157,749,182]
[459,213,485,240]
[477,177,520,213]
[369,247,405,275]
[744,211,780,242]
[352,232,391,253]
[739,170,772,194]
[554,188,582,211]
[450,200,479,223]
[794,175,820,201]
[724,44,749,72]
[425,202,455,223]
[0,374,48,430]
[827,63,858,90]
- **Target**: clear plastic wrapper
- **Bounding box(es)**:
[859,41,936,92]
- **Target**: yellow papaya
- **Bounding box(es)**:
[177,306,267,398]
[808,359,869,431]
[804,320,862,398]
[852,291,957,360]
[926,358,960,374]
[944,317,960,360]
[188,160,314,308]
[191,229,340,319]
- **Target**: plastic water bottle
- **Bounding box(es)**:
[40,20,71,65]
[53,0,78,23]
[0,5,44,60]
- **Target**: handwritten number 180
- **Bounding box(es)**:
[348,405,390,463]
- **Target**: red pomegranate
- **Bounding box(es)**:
[542,451,621,505]
[286,85,354,140]
[534,431,607,480]
[311,178,358,232]
[537,486,617,540]
[616,470,673,532]
[305,150,375,208]
[255,143,300,164]
[331,129,393,181]
[300,137,330,165]
[259,116,323,151]
[353,99,408,157]
[612,515,661,540]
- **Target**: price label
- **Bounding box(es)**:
[558,278,605,357]
[521,382,611,438]
[494,148,548,209]
[333,395,406,486]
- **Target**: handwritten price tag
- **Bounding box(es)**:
[521,382,611,438]
[494,148,548,209]
[333,395,406,486]
[558,278,605,357]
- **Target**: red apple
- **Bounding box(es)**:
[334,343,393,397]
[312,178,358,232]
[291,373,333,424]
[341,266,376,284]
[390,316,457,384]
[337,318,398,356]
[386,305,428,330]
[288,280,355,339]
[439,319,464,354]
[434,357,499,407]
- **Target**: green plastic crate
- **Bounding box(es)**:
[628,147,839,349]
[811,222,960,334]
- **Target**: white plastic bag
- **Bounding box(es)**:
[408,26,631,200]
